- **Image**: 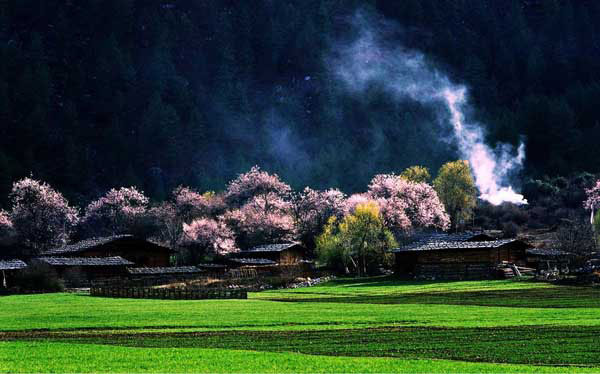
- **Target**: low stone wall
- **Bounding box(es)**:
[90,286,247,300]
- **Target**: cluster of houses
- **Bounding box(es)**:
[0,236,310,289]
[0,231,574,289]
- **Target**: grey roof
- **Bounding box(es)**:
[0,259,27,270]
[410,231,495,243]
[127,266,201,275]
[242,242,302,253]
[40,235,133,255]
[229,258,277,265]
[40,235,173,256]
[526,248,571,257]
[197,263,227,268]
[36,256,134,266]
[393,239,527,253]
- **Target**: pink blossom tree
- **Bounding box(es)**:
[9,178,79,250]
[224,193,295,248]
[292,187,346,249]
[173,186,226,221]
[584,180,600,224]
[367,174,450,233]
[80,187,149,237]
[225,166,292,208]
[180,218,238,263]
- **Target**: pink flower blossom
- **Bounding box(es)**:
[9,178,79,249]
[172,186,226,221]
[81,186,149,236]
[225,166,292,207]
[224,193,295,248]
[368,174,450,232]
[181,218,238,256]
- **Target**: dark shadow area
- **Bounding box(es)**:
[266,287,600,308]
[5,325,600,367]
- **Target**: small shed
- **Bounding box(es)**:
[0,259,27,288]
[35,256,134,286]
[394,239,532,280]
[234,243,306,264]
[40,235,175,267]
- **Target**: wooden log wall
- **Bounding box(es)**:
[90,286,248,300]
[415,263,495,280]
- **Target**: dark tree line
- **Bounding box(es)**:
[1,0,600,207]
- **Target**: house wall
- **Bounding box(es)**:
[279,249,303,264]
[395,244,528,280]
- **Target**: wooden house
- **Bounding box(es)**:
[232,243,306,265]
[35,256,133,286]
[394,239,532,280]
[40,235,175,267]
[0,259,27,289]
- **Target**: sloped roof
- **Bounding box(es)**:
[36,256,134,266]
[127,266,201,275]
[242,242,302,253]
[228,258,277,265]
[393,239,529,253]
[410,231,495,243]
[40,235,173,256]
[0,259,27,270]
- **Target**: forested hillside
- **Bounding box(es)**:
[1,0,599,205]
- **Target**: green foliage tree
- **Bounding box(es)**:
[316,202,397,276]
[400,166,431,183]
[433,160,477,231]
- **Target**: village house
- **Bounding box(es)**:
[394,238,533,280]
[231,242,307,265]
[40,235,175,267]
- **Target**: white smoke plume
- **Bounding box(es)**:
[330,11,527,205]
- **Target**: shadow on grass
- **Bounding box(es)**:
[267,287,600,308]
[6,325,600,367]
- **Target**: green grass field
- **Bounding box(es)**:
[1,277,600,373]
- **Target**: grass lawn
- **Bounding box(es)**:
[1,277,600,372]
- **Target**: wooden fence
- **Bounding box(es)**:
[90,286,247,300]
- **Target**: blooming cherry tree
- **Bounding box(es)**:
[368,174,450,233]
[181,218,238,262]
[9,178,79,250]
[225,166,292,207]
[81,187,149,237]
[224,193,295,248]
[172,186,226,221]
